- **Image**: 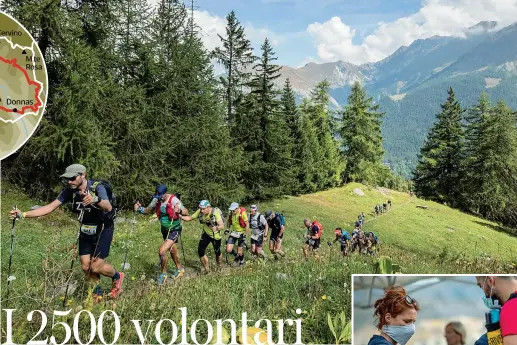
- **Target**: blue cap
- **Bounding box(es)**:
[153,184,167,199]
[199,200,210,208]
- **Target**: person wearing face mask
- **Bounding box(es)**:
[476,276,517,345]
[368,286,420,345]
[444,322,466,345]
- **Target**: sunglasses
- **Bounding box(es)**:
[402,295,416,306]
[66,174,79,181]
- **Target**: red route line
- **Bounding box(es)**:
[0,56,42,115]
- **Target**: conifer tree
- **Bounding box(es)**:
[303,80,344,188]
[238,38,295,198]
[413,87,464,206]
[463,98,517,224]
[280,78,303,193]
[212,11,255,123]
[148,0,245,206]
[340,81,385,184]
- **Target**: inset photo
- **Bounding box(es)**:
[352,275,517,345]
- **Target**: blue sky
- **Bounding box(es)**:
[191,0,517,67]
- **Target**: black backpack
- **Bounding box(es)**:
[89,179,117,221]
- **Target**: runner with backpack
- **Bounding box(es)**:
[329,227,351,256]
[134,185,188,285]
[302,219,322,260]
[181,200,225,274]
[8,164,124,301]
[265,210,286,260]
[366,232,379,256]
[248,205,268,260]
[225,202,249,266]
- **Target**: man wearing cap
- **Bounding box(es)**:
[181,200,224,273]
[265,210,286,260]
[248,205,268,260]
[9,164,124,300]
[134,185,188,284]
[226,202,249,266]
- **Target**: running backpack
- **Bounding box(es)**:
[155,194,180,221]
[275,212,286,227]
[312,221,323,238]
[254,212,267,231]
[228,207,247,228]
[89,179,117,220]
[198,207,224,227]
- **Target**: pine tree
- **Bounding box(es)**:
[211,11,255,123]
[280,78,303,193]
[148,0,245,206]
[413,87,465,206]
[298,99,321,192]
[304,80,344,189]
[281,79,300,139]
[461,93,491,211]
[340,81,385,184]
[238,38,295,199]
[463,98,517,224]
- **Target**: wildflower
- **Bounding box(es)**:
[131,276,136,281]
[321,295,327,300]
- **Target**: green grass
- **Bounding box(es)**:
[1,182,516,344]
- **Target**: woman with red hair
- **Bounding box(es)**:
[368,286,420,345]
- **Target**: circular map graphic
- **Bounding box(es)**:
[0,11,48,160]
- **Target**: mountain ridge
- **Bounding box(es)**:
[271,20,517,176]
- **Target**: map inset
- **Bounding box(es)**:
[0,11,48,160]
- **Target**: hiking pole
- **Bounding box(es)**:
[122,200,138,272]
[6,206,18,305]
[63,207,85,308]
[179,232,186,264]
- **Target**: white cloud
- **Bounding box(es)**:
[193,10,227,52]
[307,0,517,65]
[194,10,283,55]
[145,0,283,52]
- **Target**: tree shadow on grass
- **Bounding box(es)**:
[473,220,517,238]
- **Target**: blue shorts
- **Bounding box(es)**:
[161,226,181,242]
[78,224,114,259]
[227,234,245,247]
[250,234,264,247]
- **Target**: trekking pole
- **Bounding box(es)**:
[179,232,186,264]
[63,207,85,308]
[6,206,18,305]
[122,200,138,272]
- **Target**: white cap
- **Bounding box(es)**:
[251,204,258,210]
[229,202,239,211]
[171,197,181,206]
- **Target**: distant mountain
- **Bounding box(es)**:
[273,20,517,177]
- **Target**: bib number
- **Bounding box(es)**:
[230,231,241,238]
[80,224,97,235]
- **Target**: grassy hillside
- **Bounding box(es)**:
[1,182,516,344]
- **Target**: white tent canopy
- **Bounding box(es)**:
[353,275,479,309]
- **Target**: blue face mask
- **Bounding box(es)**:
[382,324,415,345]
[482,278,502,309]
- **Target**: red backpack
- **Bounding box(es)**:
[156,195,180,220]
[228,207,247,228]
[312,221,323,239]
